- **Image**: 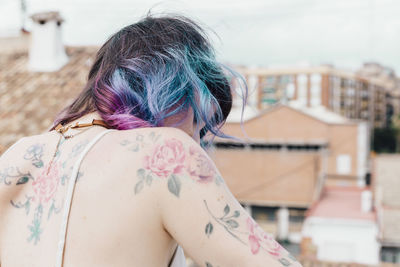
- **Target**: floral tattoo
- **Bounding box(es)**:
[131,136,222,197]
[3,162,62,244]
[1,138,90,244]
[204,201,298,266]
[24,144,45,168]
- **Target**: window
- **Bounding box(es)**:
[381,247,400,263]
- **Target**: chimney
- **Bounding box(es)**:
[28,11,68,72]
[361,190,373,213]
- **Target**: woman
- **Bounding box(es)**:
[0,15,301,267]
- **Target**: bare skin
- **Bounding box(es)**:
[0,111,302,267]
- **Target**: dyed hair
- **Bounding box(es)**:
[51,15,240,140]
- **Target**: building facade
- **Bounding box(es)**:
[214,104,370,190]
[210,104,370,256]
[233,64,399,129]
[302,187,379,265]
[375,155,400,263]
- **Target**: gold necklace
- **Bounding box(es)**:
[46,119,110,175]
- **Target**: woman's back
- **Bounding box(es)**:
[0,123,301,267]
[0,126,181,267]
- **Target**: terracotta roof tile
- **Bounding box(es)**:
[0,37,99,154]
[306,186,376,222]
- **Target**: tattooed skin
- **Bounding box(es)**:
[60,140,88,185]
[120,131,160,152]
[0,167,33,186]
[0,162,62,244]
[124,133,222,198]
[1,138,89,244]
[204,201,244,244]
[24,144,45,168]
[127,133,296,266]
[204,201,298,266]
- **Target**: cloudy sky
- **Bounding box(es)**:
[1,0,399,73]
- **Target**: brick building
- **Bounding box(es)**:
[210,103,370,256]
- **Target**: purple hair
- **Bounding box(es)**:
[51,15,244,140]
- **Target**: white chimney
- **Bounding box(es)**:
[361,190,373,213]
[28,11,68,72]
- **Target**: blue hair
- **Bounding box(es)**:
[52,14,247,144]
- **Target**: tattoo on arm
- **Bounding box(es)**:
[59,139,88,185]
[203,200,299,266]
[203,200,245,245]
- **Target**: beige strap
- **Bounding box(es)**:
[55,119,111,134]
[55,129,115,267]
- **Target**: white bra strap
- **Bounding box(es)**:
[55,129,115,267]
[169,246,187,267]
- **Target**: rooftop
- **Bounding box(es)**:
[306,186,376,222]
[0,35,98,154]
[226,103,353,125]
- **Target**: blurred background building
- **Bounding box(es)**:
[207,61,400,264]
[234,64,400,129]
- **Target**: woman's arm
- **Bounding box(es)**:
[136,128,302,267]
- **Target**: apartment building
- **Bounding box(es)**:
[233,64,398,129]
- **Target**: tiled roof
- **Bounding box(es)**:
[0,36,98,154]
[306,186,376,222]
[288,102,352,124]
[226,103,353,126]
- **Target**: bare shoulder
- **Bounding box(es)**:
[109,127,201,162]
[111,127,221,196]
[0,132,54,162]
[120,128,302,266]
[0,135,44,206]
[111,127,195,146]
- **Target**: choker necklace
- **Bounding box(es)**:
[54,119,110,137]
[46,119,110,175]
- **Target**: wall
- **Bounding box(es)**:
[222,106,330,142]
[211,148,321,207]
[221,105,363,186]
[375,155,400,245]
[302,217,380,265]
[325,124,360,184]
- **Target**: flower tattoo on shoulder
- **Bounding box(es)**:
[133,137,221,198]
[144,138,186,178]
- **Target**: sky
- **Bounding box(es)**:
[1,0,399,73]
